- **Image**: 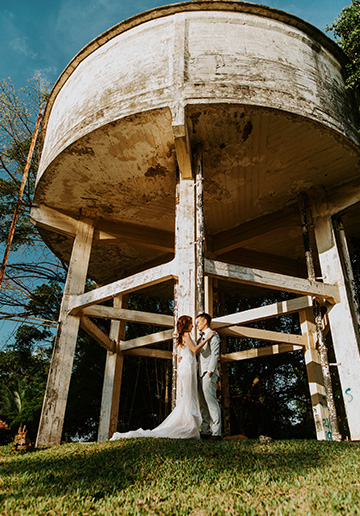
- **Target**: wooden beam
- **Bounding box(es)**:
[221,343,304,363]
[119,329,174,351]
[30,205,78,238]
[212,296,313,329]
[205,259,340,303]
[300,307,332,441]
[123,348,172,360]
[68,260,176,314]
[31,204,175,252]
[316,179,360,217]
[212,205,300,255]
[80,315,116,353]
[173,124,193,180]
[36,212,95,448]
[81,305,174,327]
[98,294,128,442]
[219,325,307,346]
[216,248,306,277]
[95,219,174,252]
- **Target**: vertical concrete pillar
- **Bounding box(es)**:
[299,193,341,440]
[97,295,128,441]
[215,283,231,437]
[36,211,95,447]
[300,307,332,440]
[174,178,196,402]
[312,211,360,440]
[174,178,196,324]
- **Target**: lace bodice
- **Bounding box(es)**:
[179,342,194,361]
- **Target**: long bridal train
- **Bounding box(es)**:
[110,342,201,440]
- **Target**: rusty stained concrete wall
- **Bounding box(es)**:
[37,7,359,182]
[33,2,360,284]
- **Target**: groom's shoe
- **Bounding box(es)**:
[209,435,222,441]
[200,433,212,440]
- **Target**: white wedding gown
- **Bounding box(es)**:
[110,342,201,440]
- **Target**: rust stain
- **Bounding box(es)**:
[63,145,95,157]
[145,164,168,178]
[242,120,253,142]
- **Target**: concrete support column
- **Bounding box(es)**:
[174,178,196,402]
[97,295,128,441]
[300,308,332,440]
[36,211,95,447]
[174,178,196,323]
[312,210,360,440]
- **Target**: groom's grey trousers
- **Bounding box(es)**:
[198,372,221,436]
[197,331,221,436]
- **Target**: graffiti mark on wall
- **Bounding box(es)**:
[345,388,354,403]
[322,416,332,441]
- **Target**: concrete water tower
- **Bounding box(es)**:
[32,0,360,447]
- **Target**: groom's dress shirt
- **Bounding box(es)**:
[199,327,212,375]
[202,327,212,339]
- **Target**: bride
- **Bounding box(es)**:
[110,315,214,440]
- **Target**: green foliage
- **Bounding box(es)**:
[0,279,62,443]
[0,76,63,327]
[1,439,360,515]
[0,342,50,443]
[0,77,45,249]
[25,281,63,321]
[222,290,316,439]
[63,330,107,442]
[327,0,360,90]
[115,294,173,432]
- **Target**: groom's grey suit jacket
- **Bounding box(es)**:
[198,331,221,377]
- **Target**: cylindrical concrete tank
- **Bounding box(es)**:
[33,0,360,285]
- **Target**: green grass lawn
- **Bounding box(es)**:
[1,439,359,515]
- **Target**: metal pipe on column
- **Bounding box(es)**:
[195,146,205,316]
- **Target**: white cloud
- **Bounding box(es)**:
[3,9,15,20]
[32,66,59,88]
[10,36,38,59]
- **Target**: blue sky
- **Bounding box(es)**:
[0,0,351,90]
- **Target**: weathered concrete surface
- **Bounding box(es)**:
[33,1,360,284]
[33,2,360,446]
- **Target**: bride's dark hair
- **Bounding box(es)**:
[176,315,192,346]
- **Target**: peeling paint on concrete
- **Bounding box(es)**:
[34,1,360,284]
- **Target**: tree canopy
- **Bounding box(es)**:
[327,0,360,90]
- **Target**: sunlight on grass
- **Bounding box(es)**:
[1,439,359,515]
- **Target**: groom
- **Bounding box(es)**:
[196,312,222,440]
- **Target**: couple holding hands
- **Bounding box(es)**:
[110,313,221,441]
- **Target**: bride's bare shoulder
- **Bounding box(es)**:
[183,331,191,342]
